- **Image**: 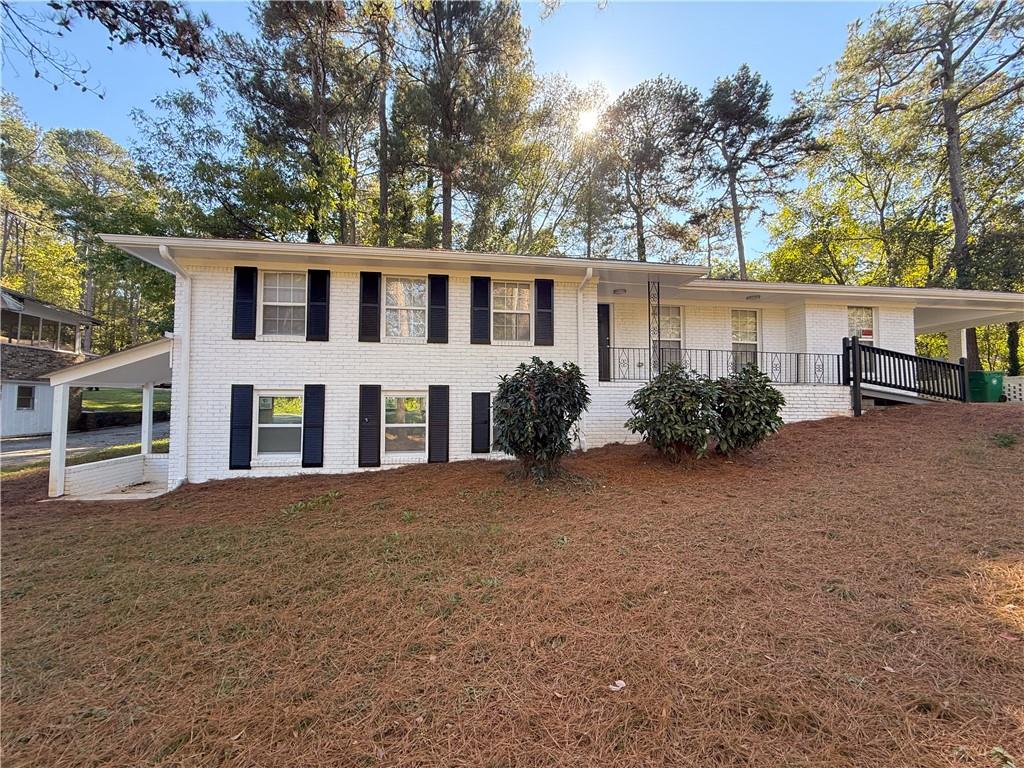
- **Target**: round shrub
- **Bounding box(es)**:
[625,365,721,460]
[625,363,785,460]
[714,364,786,454]
[492,357,591,481]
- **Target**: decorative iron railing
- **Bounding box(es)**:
[598,346,843,385]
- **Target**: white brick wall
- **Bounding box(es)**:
[168,265,906,483]
[63,453,168,496]
[175,262,597,483]
[587,382,851,447]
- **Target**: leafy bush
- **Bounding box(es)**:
[625,365,721,459]
[492,357,590,481]
[714,364,786,454]
[625,363,785,460]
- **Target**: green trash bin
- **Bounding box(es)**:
[967,371,1005,402]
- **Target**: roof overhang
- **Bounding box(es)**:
[48,337,171,388]
[99,234,709,288]
[1,289,97,326]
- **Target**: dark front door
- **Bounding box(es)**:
[597,303,611,381]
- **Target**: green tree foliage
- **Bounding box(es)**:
[714,365,786,454]
[1,96,175,354]
[403,0,533,249]
[597,76,701,261]
[492,357,590,482]
[694,64,821,279]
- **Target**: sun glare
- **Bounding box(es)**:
[576,109,600,134]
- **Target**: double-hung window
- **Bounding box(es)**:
[384,276,427,340]
[492,281,531,342]
[731,309,758,369]
[16,385,34,410]
[256,393,303,455]
[261,272,306,337]
[651,305,682,370]
[848,306,875,346]
[384,394,427,456]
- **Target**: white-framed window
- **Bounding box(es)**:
[384,276,427,340]
[492,281,532,342]
[651,304,683,369]
[260,271,306,337]
[848,306,876,346]
[254,391,303,455]
[731,309,758,367]
[383,392,428,457]
[16,385,34,410]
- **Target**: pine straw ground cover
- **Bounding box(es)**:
[2,404,1022,768]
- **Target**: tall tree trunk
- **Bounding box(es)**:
[1008,321,1021,376]
[376,28,389,247]
[82,254,94,353]
[940,42,981,369]
[727,169,746,280]
[441,170,453,249]
[634,209,646,262]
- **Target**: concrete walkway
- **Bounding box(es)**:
[0,422,170,469]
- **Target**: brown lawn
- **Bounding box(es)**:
[2,404,1022,767]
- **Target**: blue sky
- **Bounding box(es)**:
[4,0,880,256]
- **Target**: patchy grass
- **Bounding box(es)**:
[2,404,1022,767]
[0,438,169,478]
[81,387,171,413]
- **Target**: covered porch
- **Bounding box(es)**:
[47,337,172,500]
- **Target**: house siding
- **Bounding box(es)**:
[174,262,596,484]
[166,266,927,485]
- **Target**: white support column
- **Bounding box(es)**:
[48,383,69,498]
[141,383,154,455]
[946,329,968,362]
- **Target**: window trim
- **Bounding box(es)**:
[491,279,533,345]
[730,308,760,350]
[382,274,428,342]
[257,270,308,340]
[847,306,877,346]
[252,389,304,463]
[16,385,35,411]
[381,390,429,464]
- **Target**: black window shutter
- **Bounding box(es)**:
[471,276,490,344]
[232,266,258,340]
[535,279,554,346]
[306,270,330,341]
[302,384,325,467]
[358,385,381,467]
[427,274,448,343]
[471,392,491,453]
[229,384,254,470]
[359,272,381,342]
[427,385,449,463]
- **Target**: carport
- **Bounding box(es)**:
[47,337,171,499]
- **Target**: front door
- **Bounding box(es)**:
[597,303,611,381]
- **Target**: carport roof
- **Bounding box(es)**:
[47,337,171,388]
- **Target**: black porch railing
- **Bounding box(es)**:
[843,336,967,414]
[598,346,843,385]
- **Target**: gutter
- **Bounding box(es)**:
[576,267,594,452]
[160,244,191,489]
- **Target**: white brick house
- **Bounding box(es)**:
[45,236,1024,498]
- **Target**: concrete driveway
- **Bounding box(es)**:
[0,422,170,469]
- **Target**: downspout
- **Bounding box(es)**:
[159,244,191,488]
[576,267,594,452]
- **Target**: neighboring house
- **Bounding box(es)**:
[45,236,1024,498]
[1,288,93,437]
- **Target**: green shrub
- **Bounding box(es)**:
[714,364,786,454]
[625,365,721,460]
[625,363,785,461]
[493,357,590,481]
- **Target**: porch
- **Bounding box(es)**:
[47,337,172,499]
